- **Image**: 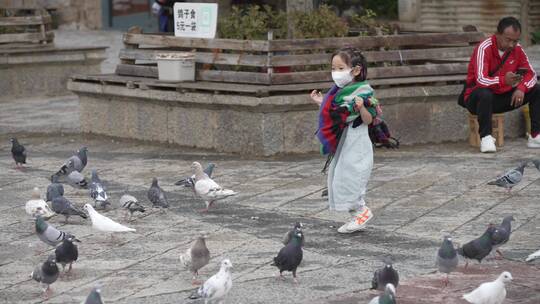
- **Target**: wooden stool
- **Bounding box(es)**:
[468,113,504,147]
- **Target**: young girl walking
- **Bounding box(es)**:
[310,47,379,234]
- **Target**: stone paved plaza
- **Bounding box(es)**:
[0,29,539,304]
[0,132,539,304]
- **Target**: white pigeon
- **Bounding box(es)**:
[194,259,233,304]
[191,162,236,212]
[463,271,512,304]
[83,204,136,233]
[25,187,55,219]
[526,249,540,262]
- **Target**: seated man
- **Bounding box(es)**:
[461,16,539,152]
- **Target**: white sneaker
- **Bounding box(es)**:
[480,135,496,153]
[527,134,540,148]
[337,207,373,234]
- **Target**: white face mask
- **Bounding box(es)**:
[331,69,354,88]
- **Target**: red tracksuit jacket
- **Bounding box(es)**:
[464,34,538,102]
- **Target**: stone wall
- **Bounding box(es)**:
[69,82,321,155]
[1,47,107,99]
[44,0,102,30]
[378,85,524,145]
[68,81,526,155]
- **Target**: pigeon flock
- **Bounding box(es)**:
[11,139,242,301]
[9,137,540,303]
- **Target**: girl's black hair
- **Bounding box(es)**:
[332,47,368,82]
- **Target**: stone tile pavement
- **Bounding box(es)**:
[0,133,539,304]
[0,96,80,135]
[1,30,540,302]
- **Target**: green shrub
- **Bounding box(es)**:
[320,0,361,16]
[218,5,287,40]
[321,0,397,19]
[532,31,540,45]
[217,4,348,40]
[349,9,394,36]
[361,0,398,19]
[290,5,348,39]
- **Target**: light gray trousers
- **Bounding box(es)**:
[327,123,373,212]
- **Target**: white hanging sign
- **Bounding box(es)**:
[173,2,218,39]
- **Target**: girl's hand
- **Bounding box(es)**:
[310,90,323,106]
[353,96,364,112]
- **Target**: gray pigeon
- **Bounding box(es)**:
[35,215,76,247]
[46,175,64,202]
[54,146,88,176]
[31,255,59,299]
[457,225,497,268]
[51,196,88,223]
[119,194,145,220]
[371,258,399,291]
[189,259,233,304]
[531,159,540,171]
[83,284,104,304]
[272,227,303,283]
[436,236,458,286]
[89,170,110,209]
[180,236,211,284]
[66,170,88,189]
[10,137,27,169]
[55,235,80,273]
[491,215,514,258]
[175,163,215,191]
[147,177,169,208]
[487,162,527,192]
[282,222,305,246]
[368,283,396,304]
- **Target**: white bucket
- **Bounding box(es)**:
[156,52,195,82]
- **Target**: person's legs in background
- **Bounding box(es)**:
[523,84,540,148]
[468,85,540,149]
[467,88,499,152]
[159,12,169,32]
